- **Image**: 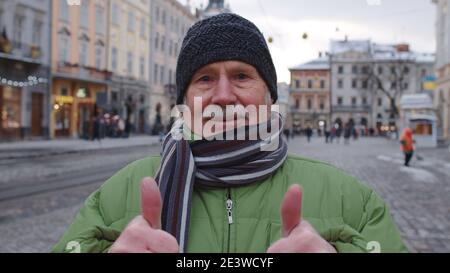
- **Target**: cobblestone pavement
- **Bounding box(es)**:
[288,136,450,253]
[0,136,448,252]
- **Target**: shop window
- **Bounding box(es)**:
[1,86,21,129]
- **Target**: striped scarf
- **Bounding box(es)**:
[154,112,288,252]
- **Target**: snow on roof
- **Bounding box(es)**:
[400,94,434,109]
[330,40,372,55]
[290,57,330,70]
[329,40,435,63]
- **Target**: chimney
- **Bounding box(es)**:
[395,44,410,52]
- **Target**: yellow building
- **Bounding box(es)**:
[289,56,332,131]
[148,0,197,134]
[50,0,110,138]
[106,0,151,134]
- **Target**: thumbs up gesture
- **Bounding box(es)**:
[267,185,337,253]
[109,178,179,253]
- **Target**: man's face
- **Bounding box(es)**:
[185,61,271,136]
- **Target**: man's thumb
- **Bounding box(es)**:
[281,184,303,237]
[141,177,162,229]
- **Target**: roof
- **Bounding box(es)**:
[330,40,436,63]
[330,40,372,55]
[400,94,434,109]
[290,57,330,71]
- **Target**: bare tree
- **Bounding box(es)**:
[366,59,411,122]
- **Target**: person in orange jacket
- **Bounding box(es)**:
[400,128,415,167]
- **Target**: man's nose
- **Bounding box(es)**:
[210,76,237,107]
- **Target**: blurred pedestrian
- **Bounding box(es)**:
[305,126,313,143]
[400,128,415,167]
[283,128,291,142]
[324,129,331,143]
[344,123,351,145]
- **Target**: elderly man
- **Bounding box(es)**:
[53,14,407,253]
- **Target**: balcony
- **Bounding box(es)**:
[290,106,330,114]
[0,39,43,65]
[55,62,113,84]
[332,105,372,113]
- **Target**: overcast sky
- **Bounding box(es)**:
[178,0,437,83]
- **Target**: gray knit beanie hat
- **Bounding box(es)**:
[176,13,278,104]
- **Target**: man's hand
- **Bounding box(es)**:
[267,184,337,253]
[109,178,179,253]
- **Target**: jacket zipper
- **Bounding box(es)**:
[226,189,233,252]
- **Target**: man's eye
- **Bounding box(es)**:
[198,75,211,82]
[236,73,249,80]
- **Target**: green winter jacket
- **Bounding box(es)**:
[52,154,408,253]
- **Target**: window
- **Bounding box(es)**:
[111,47,118,71]
[60,0,69,21]
[128,11,135,32]
[403,82,409,90]
[162,10,166,25]
[169,40,173,56]
[154,64,158,84]
[320,80,325,89]
[338,79,343,89]
[351,97,357,106]
[295,99,300,109]
[95,46,103,69]
[295,80,300,89]
[127,52,133,74]
[378,67,383,75]
[391,66,396,75]
[13,14,24,47]
[308,80,313,89]
[155,6,160,22]
[362,80,368,89]
[59,34,70,63]
[174,42,178,56]
[319,98,325,110]
[362,97,367,105]
[361,66,369,74]
[337,97,343,106]
[95,6,104,34]
[32,20,43,47]
[140,18,146,38]
[112,3,119,25]
[378,98,383,106]
[403,66,410,74]
[111,91,118,103]
[140,56,145,79]
[352,79,357,88]
[307,98,312,110]
[79,41,88,66]
[155,32,159,49]
[352,66,358,74]
[80,1,89,28]
[1,86,22,130]
[391,81,397,89]
[160,66,165,84]
[161,35,165,52]
[338,66,344,74]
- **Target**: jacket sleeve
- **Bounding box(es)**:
[331,187,409,253]
[51,189,122,253]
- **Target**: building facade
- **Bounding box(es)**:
[50,0,110,139]
[0,0,51,141]
[107,0,151,134]
[198,0,231,19]
[330,39,435,134]
[434,0,450,144]
[148,0,196,134]
[289,55,331,131]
